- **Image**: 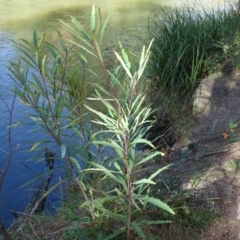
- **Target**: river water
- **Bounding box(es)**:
[0,0,228,228]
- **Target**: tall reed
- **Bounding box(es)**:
[147,3,240,108]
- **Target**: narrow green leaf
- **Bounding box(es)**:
[114,187,124,197]
[59,19,93,50]
[18,38,34,50]
[131,221,145,239]
[114,51,133,80]
[46,43,58,58]
[61,144,66,158]
[68,17,84,31]
[85,105,117,126]
[96,7,102,35]
[93,140,123,152]
[20,167,59,187]
[17,47,36,66]
[135,152,162,166]
[19,56,36,68]
[67,40,97,58]
[69,156,81,171]
[91,195,120,204]
[148,164,171,180]
[37,178,66,203]
[131,138,155,148]
[90,203,127,223]
[133,179,155,185]
[35,48,40,68]
[130,148,135,161]
[101,11,112,43]
[92,84,112,97]
[33,29,37,47]
[37,33,45,48]
[113,162,123,174]
[131,94,144,113]
[30,140,49,151]
[78,52,88,63]
[89,163,126,187]
[119,42,131,70]
[57,30,67,52]
[41,55,48,77]
[142,220,172,225]
[91,5,96,32]
[107,70,124,91]
[91,34,103,60]
[137,38,154,80]
[70,16,92,41]
[54,97,64,119]
[21,162,37,175]
[103,227,126,240]
[129,151,134,172]
[139,44,146,70]
[30,74,47,98]
[30,116,43,125]
[139,196,175,214]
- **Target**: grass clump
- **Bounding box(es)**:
[147,3,240,126]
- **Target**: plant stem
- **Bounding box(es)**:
[0,95,16,239]
[66,158,95,221]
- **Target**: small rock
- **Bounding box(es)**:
[192,82,212,118]
[236,196,240,221]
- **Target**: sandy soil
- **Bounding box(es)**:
[167,67,240,239]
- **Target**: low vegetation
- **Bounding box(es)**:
[2,2,240,240]
[147,3,240,137]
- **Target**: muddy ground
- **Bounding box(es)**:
[160,68,240,239]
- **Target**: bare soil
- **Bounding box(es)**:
[161,67,240,239]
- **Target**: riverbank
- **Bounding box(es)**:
[1,1,240,239]
[5,66,240,239]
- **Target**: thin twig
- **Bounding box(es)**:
[200,149,229,158]
[184,149,229,162]
[0,95,16,239]
[0,94,16,192]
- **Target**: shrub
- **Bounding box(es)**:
[8,6,174,239]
